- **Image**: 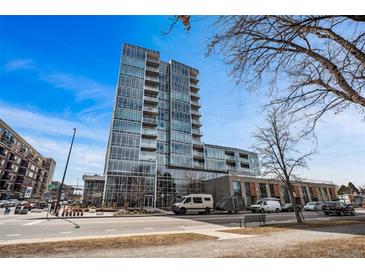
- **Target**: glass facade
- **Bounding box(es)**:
[103,43,260,208]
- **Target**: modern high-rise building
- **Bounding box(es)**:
[103,43,260,208]
[0,119,56,200]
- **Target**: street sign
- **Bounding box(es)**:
[48,183,57,190]
[60,193,65,200]
[24,187,33,198]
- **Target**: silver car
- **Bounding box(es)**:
[304,201,323,211]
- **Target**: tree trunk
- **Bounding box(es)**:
[287,182,303,224]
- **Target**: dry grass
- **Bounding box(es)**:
[221,219,365,235]
[0,233,216,258]
[224,236,365,258]
[278,236,365,258]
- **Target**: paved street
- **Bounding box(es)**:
[1,209,364,244]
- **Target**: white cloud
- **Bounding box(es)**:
[3,57,114,123]
[24,135,106,186]
[0,104,109,143]
[3,59,36,72]
[0,104,108,185]
[40,73,114,102]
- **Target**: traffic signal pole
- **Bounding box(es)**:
[54,128,76,215]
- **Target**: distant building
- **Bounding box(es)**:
[103,43,260,208]
[82,174,105,207]
[0,119,56,200]
[48,180,82,202]
[204,175,338,207]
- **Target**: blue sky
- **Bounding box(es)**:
[0,16,364,187]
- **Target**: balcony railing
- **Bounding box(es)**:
[191,92,200,99]
[143,106,158,115]
[140,152,156,161]
[142,128,157,136]
[145,76,159,82]
[193,151,204,157]
[145,85,159,93]
[146,57,159,66]
[143,116,157,124]
[190,82,199,89]
[144,95,158,104]
[192,128,202,136]
[146,66,159,73]
[225,154,236,160]
[141,140,157,150]
[191,109,201,116]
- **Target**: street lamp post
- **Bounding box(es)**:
[54,128,77,215]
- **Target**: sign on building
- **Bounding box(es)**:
[24,187,33,198]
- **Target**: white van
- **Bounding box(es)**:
[172,194,214,215]
[250,198,281,213]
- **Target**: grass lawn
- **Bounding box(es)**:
[0,233,216,257]
[220,219,365,235]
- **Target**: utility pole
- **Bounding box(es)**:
[55,128,76,215]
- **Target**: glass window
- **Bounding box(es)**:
[184,197,191,204]
[260,183,268,198]
[232,181,241,196]
[193,197,203,203]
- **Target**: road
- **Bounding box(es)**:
[0,209,364,244]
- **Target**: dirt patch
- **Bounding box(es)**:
[0,233,216,258]
[224,236,365,258]
[220,219,365,235]
[279,236,365,258]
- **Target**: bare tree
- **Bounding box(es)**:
[254,108,316,223]
[205,16,365,131]
[185,171,205,194]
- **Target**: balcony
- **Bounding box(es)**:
[190,83,200,92]
[146,66,159,75]
[191,92,200,100]
[142,116,157,126]
[191,101,201,109]
[225,154,235,160]
[141,140,157,151]
[145,85,159,95]
[143,106,158,115]
[140,152,156,162]
[191,109,201,117]
[192,119,202,128]
[145,75,159,85]
[146,56,159,67]
[144,95,158,105]
[192,138,202,145]
[192,128,202,137]
[142,128,157,138]
[190,75,199,83]
[193,151,204,159]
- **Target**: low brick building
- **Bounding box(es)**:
[204,175,337,207]
[0,119,56,200]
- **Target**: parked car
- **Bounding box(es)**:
[7,199,20,207]
[0,200,8,208]
[250,198,281,213]
[281,203,302,212]
[304,202,323,211]
[172,194,214,215]
[322,201,355,216]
